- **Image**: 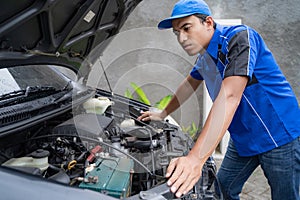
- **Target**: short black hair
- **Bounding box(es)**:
[194,14,216,29]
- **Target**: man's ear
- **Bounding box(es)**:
[205,16,214,29]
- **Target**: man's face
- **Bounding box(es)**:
[172,15,214,56]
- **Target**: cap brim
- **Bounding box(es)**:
[157,13,195,30]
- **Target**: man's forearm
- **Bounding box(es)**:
[190,76,248,161]
[162,75,202,118]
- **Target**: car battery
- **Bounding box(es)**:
[79,157,134,198]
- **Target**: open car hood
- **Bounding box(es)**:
[0,0,141,77]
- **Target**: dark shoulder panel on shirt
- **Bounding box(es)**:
[224,30,251,80]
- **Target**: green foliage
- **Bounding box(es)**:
[125,82,199,138]
[124,88,134,99]
[129,82,151,105]
[125,82,171,108]
[181,122,199,139]
[154,94,173,110]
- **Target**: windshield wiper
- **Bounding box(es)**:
[0,86,63,107]
[61,80,72,92]
[0,86,56,100]
[26,86,58,96]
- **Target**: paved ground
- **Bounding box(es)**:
[214,158,271,200]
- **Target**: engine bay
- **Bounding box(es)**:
[0,94,217,199]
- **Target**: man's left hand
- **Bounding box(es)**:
[165,153,205,198]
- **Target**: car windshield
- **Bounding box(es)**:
[0,65,70,96]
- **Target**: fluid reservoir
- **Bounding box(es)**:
[2,149,49,172]
[83,97,113,114]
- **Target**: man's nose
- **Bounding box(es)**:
[178,32,187,44]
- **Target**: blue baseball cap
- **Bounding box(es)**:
[158,0,211,30]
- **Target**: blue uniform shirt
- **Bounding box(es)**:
[190,23,300,156]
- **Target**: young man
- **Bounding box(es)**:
[137,0,300,199]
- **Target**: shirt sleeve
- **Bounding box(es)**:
[224,29,257,80]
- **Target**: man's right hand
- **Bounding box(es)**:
[137,110,166,122]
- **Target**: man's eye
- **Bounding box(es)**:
[173,30,179,36]
[183,26,191,31]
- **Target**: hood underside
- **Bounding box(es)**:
[0,0,141,76]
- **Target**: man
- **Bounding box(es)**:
[137,0,300,199]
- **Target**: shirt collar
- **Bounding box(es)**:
[206,23,224,60]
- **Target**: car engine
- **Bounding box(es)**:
[0,93,218,200]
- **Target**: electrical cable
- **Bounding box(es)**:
[23,134,156,177]
[208,168,224,200]
[80,135,155,176]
